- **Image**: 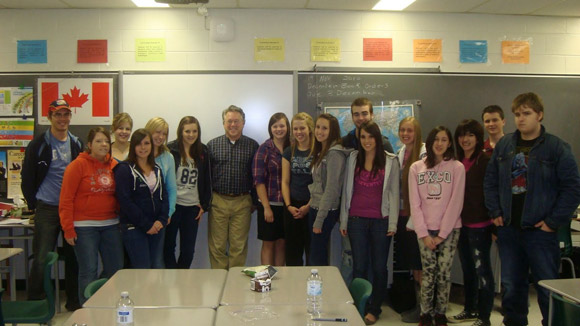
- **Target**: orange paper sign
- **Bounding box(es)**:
[363,38,392,61]
[413,39,442,63]
[502,41,530,64]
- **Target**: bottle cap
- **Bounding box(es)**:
[311,268,318,274]
[121,291,129,297]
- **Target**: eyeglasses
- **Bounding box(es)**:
[53,112,72,119]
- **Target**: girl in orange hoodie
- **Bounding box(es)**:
[59,127,123,305]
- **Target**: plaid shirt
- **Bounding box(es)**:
[208,134,258,195]
[252,139,283,203]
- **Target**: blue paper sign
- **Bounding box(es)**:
[459,40,487,63]
[17,40,47,64]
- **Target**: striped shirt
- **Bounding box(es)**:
[252,139,283,203]
[208,134,258,195]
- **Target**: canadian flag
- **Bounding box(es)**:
[37,78,113,125]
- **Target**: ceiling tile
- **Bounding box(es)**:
[405,0,486,13]
[240,0,306,9]
[307,0,378,11]
[0,0,69,8]
[469,0,565,15]
[62,0,136,8]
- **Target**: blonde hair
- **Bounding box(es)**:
[399,116,423,213]
[145,117,169,155]
[112,112,133,131]
[290,112,314,158]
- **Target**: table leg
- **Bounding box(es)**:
[548,291,553,326]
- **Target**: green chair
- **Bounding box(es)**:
[0,287,4,326]
[349,278,372,318]
[558,219,576,278]
[551,293,580,326]
[84,278,108,300]
[1,251,58,325]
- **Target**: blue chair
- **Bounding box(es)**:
[349,278,372,318]
[551,293,580,326]
[1,251,58,325]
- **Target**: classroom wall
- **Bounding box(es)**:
[1,8,580,74]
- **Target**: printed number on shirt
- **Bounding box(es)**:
[180,169,198,186]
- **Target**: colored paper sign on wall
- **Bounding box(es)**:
[0,87,33,116]
[460,40,488,63]
[7,149,24,199]
[135,38,166,62]
[311,38,341,62]
[37,78,114,125]
[78,40,108,63]
[0,119,34,147]
[17,40,47,64]
[413,39,442,63]
[363,38,393,61]
[502,41,530,64]
[254,38,285,62]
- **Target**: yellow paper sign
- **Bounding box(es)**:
[254,38,285,62]
[502,41,530,64]
[413,39,442,63]
[311,38,341,62]
[135,38,166,62]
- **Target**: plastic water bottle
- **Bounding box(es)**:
[116,291,134,326]
[307,268,323,315]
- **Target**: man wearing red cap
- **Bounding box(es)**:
[22,99,84,311]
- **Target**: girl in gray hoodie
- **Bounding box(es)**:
[308,113,350,266]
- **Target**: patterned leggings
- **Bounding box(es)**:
[418,229,460,315]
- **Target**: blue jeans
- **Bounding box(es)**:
[496,226,560,326]
[121,224,164,269]
[348,217,391,317]
[73,224,124,304]
[457,225,495,322]
[308,208,338,266]
[28,201,79,308]
[164,205,201,269]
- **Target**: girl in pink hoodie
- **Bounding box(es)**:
[409,126,465,326]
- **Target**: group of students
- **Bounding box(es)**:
[22,92,580,326]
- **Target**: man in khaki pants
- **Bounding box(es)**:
[207,105,258,269]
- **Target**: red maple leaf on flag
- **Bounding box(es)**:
[62,86,89,112]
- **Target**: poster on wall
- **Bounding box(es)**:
[0,151,6,198]
[325,104,414,153]
[37,78,114,125]
[7,149,24,199]
[0,119,34,147]
[0,87,33,116]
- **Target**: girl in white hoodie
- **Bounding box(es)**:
[409,126,465,326]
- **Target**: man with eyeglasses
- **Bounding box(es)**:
[207,105,258,269]
[22,99,84,311]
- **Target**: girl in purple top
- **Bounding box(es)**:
[339,122,400,325]
[252,112,290,266]
[449,120,494,326]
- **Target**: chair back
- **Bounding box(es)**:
[551,293,580,326]
[0,287,4,326]
[43,251,58,320]
[348,278,372,318]
[558,220,573,257]
[84,278,108,299]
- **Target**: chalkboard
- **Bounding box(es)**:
[298,72,580,162]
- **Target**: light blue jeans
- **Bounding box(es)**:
[73,224,124,304]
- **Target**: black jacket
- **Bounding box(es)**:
[167,140,212,211]
[21,130,83,210]
[461,153,490,225]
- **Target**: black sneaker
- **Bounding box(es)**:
[472,319,491,326]
[419,314,433,326]
[434,314,448,326]
[448,310,478,323]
